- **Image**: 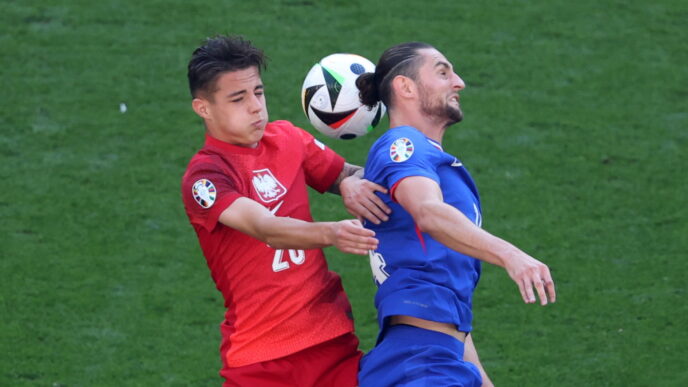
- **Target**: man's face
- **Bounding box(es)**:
[194,66,268,147]
[415,48,465,127]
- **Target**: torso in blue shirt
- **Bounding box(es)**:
[364,126,482,333]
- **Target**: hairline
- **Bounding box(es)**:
[193,64,263,101]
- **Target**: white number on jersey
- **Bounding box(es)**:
[369,250,390,286]
[272,249,306,272]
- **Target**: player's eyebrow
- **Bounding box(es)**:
[434,61,451,71]
[225,84,263,99]
[226,89,247,99]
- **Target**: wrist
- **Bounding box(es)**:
[321,222,337,246]
[338,174,358,195]
[495,242,520,268]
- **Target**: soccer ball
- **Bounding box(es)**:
[301,53,386,140]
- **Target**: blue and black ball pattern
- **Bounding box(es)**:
[350,63,365,75]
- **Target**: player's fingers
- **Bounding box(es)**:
[515,279,528,304]
[340,230,378,247]
[365,181,388,195]
[541,267,556,303]
[340,219,372,234]
[547,281,556,303]
[544,277,556,303]
[350,219,363,227]
[346,224,376,238]
[522,278,536,304]
[365,191,391,215]
[533,277,548,306]
[361,200,389,222]
[344,198,377,224]
[342,238,378,253]
[358,206,386,225]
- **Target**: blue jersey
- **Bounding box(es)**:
[364,126,482,333]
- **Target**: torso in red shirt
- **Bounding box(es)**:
[181,120,355,368]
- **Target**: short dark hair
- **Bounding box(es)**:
[187,35,267,98]
[356,42,433,109]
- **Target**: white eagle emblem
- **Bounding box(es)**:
[252,168,287,203]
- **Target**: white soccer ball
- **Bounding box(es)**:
[301,53,386,140]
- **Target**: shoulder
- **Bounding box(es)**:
[185,151,223,173]
[369,126,435,162]
[372,126,428,149]
[182,151,234,187]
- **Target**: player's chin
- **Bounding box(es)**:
[445,106,463,125]
[248,127,265,142]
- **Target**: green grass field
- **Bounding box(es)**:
[2,0,686,385]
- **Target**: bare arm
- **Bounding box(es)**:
[328,162,392,225]
[394,176,555,305]
[464,334,494,387]
[326,163,362,195]
[218,197,378,255]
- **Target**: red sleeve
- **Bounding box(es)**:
[181,158,243,232]
[275,121,344,193]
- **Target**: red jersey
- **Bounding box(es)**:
[181,120,355,368]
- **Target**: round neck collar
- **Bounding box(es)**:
[204,133,262,155]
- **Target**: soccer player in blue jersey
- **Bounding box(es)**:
[355,42,557,386]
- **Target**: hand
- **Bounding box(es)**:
[339,175,391,224]
[503,250,556,305]
[330,219,378,255]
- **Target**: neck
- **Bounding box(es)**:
[389,108,446,144]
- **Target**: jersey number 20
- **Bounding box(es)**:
[272,249,306,272]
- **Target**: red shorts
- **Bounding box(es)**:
[221,333,362,387]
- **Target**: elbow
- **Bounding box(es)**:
[415,217,437,235]
[263,235,289,249]
[252,217,283,248]
[259,227,289,249]
[414,205,440,235]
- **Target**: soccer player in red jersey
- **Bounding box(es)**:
[181,35,390,386]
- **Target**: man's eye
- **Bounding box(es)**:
[231,98,243,103]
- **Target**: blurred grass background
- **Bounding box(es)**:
[1,0,686,385]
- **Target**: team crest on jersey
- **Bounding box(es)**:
[252,168,287,203]
[390,137,414,162]
[192,179,216,209]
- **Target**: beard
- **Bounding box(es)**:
[419,85,463,127]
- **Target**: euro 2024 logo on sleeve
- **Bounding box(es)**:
[390,138,414,162]
[192,179,216,208]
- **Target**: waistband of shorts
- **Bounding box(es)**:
[382,324,465,352]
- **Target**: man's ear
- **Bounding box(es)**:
[192,97,211,120]
[391,75,417,100]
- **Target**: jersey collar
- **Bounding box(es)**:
[204,133,263,155]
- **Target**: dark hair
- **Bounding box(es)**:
[187,35,267,98]
[357,42,433,109]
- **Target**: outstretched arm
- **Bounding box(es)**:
[218,197,378,255]
[394,176,556,305]
[327,162,391,225]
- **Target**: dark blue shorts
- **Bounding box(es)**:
[358,324,482,387]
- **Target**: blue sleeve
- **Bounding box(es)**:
[365,127,440,191]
